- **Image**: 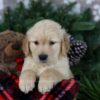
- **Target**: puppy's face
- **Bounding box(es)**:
[4,41,24,57]
[29,31,61,65]
[2,31,25,58]
[23,20,69,65]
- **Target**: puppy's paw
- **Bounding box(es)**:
[38,69,64,94]
[38,77,55,94]
[19,71,36,94]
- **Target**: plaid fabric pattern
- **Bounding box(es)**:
[40,79,79,100]
[0,57,79,100]
[0,72,22,100]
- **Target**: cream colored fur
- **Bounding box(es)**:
[19,19,73,94]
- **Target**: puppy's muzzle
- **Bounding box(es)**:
[39,54,48,62]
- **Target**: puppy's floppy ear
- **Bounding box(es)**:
[22,37,30,56]
[60,33,70,57]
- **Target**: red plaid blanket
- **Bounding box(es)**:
[0,58,79,100]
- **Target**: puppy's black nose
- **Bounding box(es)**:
[39,54,48,61]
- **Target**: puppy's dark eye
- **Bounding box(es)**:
[34,41,39,45]
[49,41,55,45]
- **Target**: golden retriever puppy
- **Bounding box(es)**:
[19,19,73,94]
